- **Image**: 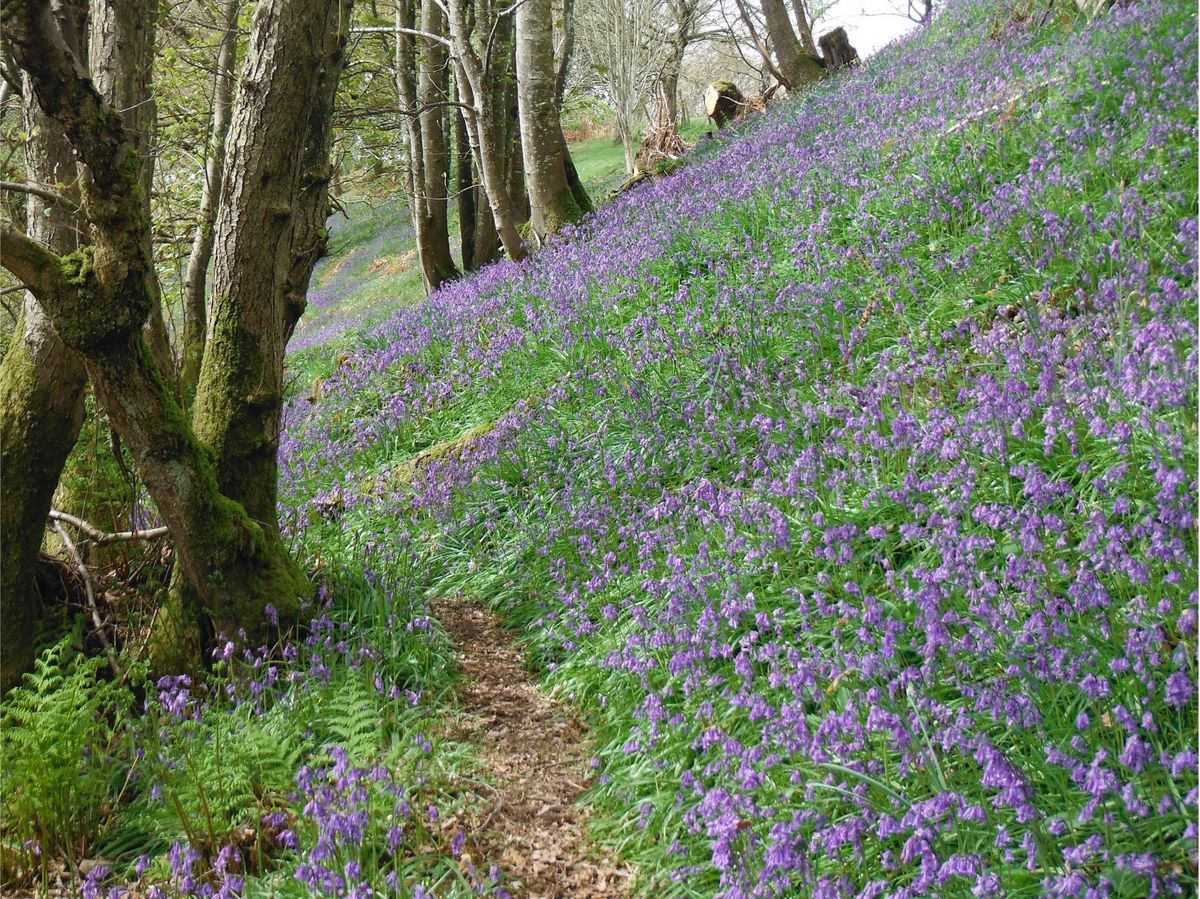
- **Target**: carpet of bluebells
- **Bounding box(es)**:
[283,1,1197,896]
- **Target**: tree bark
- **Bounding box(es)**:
[789,0,819,56]
[455,104,476,268]
[0,40,89,691]
[396,0,461,291]
[181,0,241,399]
[198,0,353,528]
[502,27,530,227]
[516,0,580,238]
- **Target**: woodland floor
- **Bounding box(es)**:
[433,597,634,898]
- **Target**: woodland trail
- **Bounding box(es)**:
[433,597,634,899]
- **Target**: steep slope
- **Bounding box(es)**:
[285,1,1198,895]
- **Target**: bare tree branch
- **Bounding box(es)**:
[49,507,169,545]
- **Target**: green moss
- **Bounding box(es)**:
[54,247,151,350]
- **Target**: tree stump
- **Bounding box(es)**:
[704,81,744,129]
[819,27,860,71]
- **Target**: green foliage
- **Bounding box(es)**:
[0,628,133,886]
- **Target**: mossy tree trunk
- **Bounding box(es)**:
[1,0,353,678]
[0,4,89,695]
[52,0,166,558]
[761,0,823,91]
[88,0,176,394]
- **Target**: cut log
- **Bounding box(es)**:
[704,81,744,129]
[818,27,859,71]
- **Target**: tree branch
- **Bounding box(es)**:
[0,179,78,210]
[0,224,67,302]
[3,0,143,218]
[49,507,169,545]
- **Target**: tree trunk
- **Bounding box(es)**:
[789,0,819,56]
[417,1,459,288]
[198,0,353,531]
[559,129,592,215]
[88,0,175,391]
[181,0,240,399]
[0,50,89,692]
[516,0,579,238]
[502,33,530,227]
[616,112,637,174]
[761,0,822,91]
[554,0,574,108]
[456,104,476,269]
[396,0,461,291]
[395,0,427,271]
[446,0,527,261]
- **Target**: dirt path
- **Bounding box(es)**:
[434,597,634,899]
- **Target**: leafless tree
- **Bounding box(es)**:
[577,0,668,174]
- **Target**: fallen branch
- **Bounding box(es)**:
[49,508,169,545]
[52,521,123,679]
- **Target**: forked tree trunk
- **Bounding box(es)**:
[196,0,354,541]
[0,38,89,691]
[1,0,354,676]
[182,0,241,398]
[761,0,823,91]
[789,0,819,56]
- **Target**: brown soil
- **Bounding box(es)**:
[433,596,634,899]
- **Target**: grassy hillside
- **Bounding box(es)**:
[284,1,1197,895]
[6,1,1191,896]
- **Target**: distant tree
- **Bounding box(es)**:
[578,0,667,174]
[653,0,717,134]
